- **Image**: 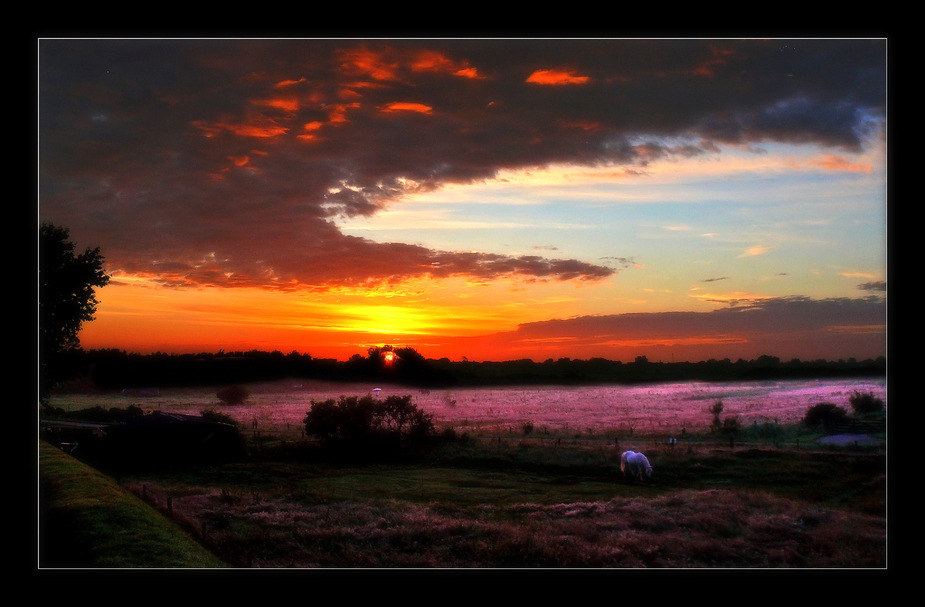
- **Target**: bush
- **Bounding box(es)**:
[721,415,741,435]
[216,385,249,405]
[848,390,884,416]
[803,402,849,430]
[303,395,435,449]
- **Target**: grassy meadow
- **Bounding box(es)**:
[46,376,886,441]
[40,377,887,569]
[112,441,886,569]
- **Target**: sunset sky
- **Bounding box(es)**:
[37,38,888,363]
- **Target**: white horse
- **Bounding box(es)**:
[621,450,653,481]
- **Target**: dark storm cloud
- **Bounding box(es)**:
[38,38,886,290]
[516,296,886,337]
[858,280,886,292]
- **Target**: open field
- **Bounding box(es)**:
[113,441,886,569]
[46,376,887,441]
[41,377,887,569]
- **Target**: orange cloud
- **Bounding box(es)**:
[812,154,872,173]
[526,69,590,85]
[410,50,458,73]
[339,88,364,99]
[454,67,482,79]
[328,102,361,124]
[227,122,289,138]
[274,77,307,88]
[380,102,433,114]
[253,96,301,113]
[192,118,288,139]
[337,46,483,84]
[298,121,325,141]
[410,50,482,79]
[691,44,735,77]
[336,47,400,81]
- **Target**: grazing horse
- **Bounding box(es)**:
[621,450,653,481]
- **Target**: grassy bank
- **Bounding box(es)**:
[39,441,227,568]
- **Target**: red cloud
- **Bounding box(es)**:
[380,102,433,114]
[526,69,590,85]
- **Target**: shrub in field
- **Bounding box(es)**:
[803,402,848,431]
[721,415,741,436]
[848,390,884,416]
[709,400,724,432]
[217,385,249,405]
[303,395,435,451]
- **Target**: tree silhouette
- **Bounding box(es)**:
[39,223,110,402]
[303,394,435,451]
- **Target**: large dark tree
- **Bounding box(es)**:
[39,223,110,402]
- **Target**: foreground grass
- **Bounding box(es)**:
[39,441,227,568]
[143,484,883,568]
[114,440,886,569]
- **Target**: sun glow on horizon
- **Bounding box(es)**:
[78,275,556,357]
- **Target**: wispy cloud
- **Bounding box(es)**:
[739,245,773,258]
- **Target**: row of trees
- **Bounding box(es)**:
[50,347,887,393]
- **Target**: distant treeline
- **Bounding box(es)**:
[52,347,887,392]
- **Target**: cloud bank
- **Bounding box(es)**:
[460,296,886,362]
[39,38,886,293]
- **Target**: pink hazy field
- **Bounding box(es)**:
[48,377,887,441]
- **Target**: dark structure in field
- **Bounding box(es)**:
[42,411,246,470]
